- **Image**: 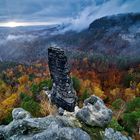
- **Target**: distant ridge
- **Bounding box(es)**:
[0,13,139,65]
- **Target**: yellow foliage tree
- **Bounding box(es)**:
[136,82,140,96]
[0,80,12,101]
[92,86,105,98]
[124,88,136,101]
[110,88,120,97]
[0,94,19,122]
[18,75,29,85]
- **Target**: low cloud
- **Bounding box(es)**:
[7,34,36,41]
[67,0,140,31]
[0,34,36,47]
[0,0,139,31]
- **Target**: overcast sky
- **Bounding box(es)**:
[0,0,99,22]
[0,0,140,28]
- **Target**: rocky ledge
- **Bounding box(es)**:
[0,96,132,140]
[0,108,90,140]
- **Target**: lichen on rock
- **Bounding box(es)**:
[0,108,91,140]
[75,95,112,127]
[104,128,133,140]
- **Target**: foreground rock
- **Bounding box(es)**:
[75,95,112,127]
[0,107,132,140]
[104,128,132,140]
[0,108,90,140]
[48,47,77,112]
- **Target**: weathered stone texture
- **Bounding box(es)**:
[75,95,112,127]
[48,47,76,112]
[0,108,91,140]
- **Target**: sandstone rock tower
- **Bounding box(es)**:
[48,47,76,112]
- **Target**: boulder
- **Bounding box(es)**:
[12,108,31,120]
[76,95,112,127]
[104,128,132,140]
[0,108,90,140]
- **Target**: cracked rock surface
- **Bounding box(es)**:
[0,108,90,140]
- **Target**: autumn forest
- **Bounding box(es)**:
[0,56,140,139]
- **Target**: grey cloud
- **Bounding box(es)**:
[0,0,106,21]
[0,0,139,30]
[66,0,140,31]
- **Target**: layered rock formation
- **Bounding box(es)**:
[48,47,76,112]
